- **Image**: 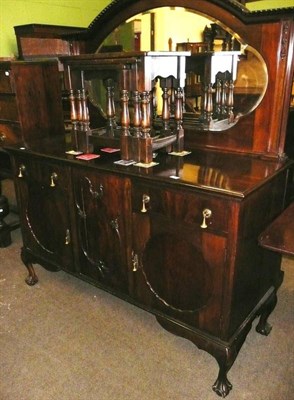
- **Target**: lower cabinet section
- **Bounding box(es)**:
[10,151,288,398]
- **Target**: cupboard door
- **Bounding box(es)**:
[73,168,131,293]
[131,183,228,336]
[14,156,74,271]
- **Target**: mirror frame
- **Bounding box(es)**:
[75,0,294,53]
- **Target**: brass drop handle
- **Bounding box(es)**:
[65,229,71,245]
[132,251,139,272]
[50,172,58,187]
[200,208,212,229]
[18,164,26,178]
[141,194,150,213]
[0,132,6,142]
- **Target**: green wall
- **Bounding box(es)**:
[247,0,294,10]
[0,0,293,58]
[0,0,110,57]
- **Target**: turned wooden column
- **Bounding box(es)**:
[120,89,132,160]
[139,91,153,164]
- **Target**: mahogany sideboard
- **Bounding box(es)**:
[5,135,292,397]
[5,0,294,397]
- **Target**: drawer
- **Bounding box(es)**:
[132,182,229,233]
[0,122,22,146]
[0,69,15,93]
[0,95,18,121]
[14,157,71,192]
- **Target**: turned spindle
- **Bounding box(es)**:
[215,79,222,118]
[140,91,153,164]
[161,86,171,135]
[141,91,151,138]
[69,89,78,150]
[76,90,83,129]
[105,78,117,136]
[174,88,184,152]
[81,89,90,128]
[202,84,208,121]
[221,81,228,117]
[227,80,234,123]
[120,89,132,160]
[151,86,158,120]
[132,90,142,137]
[132,90,142,162]
[81,89,92,153]
[206,83,214,122]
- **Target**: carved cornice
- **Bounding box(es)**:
[60,0,294,52]
[280,20,291,60]
[83,0,294,32]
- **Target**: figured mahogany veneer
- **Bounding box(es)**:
[5,0,294,397]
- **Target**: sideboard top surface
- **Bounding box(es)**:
[6,135,291,199]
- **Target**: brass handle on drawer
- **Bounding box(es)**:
[65,229,71,245]
[18,164,26,178]
[200,208,212,229]
[141,194,150,213]
[50,172,58,187]
[0,132,6,142]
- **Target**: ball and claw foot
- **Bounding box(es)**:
[256,320,272,336]
[25,264,38,286]
[255,291,277,336]
[212,376,233,398]
[25,274,39,286]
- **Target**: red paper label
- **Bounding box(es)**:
[76,154,100,161]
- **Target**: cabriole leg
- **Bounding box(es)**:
[212,353,233,398]
[21,248,38,286]
[256,290,277,336]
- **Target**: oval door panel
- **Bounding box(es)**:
[142,233,213,312]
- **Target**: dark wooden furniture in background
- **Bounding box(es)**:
[259,202,294,257]
[0,59,64,245]
[4,0,294,397]
[14,24,86,59]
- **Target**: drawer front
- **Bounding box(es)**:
[0,96,18,121]
[0,68,15,93]
[132,182,229,234]
[15,158,71,191]
[0,122,21,147]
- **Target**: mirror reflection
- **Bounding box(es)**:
[85,7,268,132]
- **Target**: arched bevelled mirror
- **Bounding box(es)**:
[83,6,268,132]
